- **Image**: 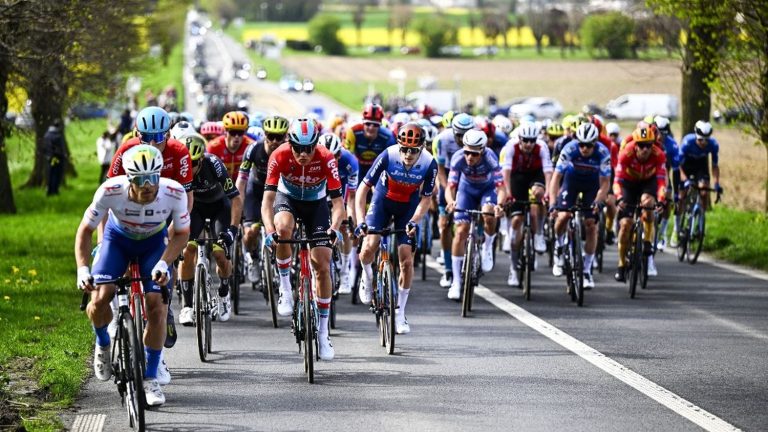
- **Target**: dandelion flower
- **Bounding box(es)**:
[28,269,37,277]
[3,295,9,301]
[34,316,40,320]
[12,266,20,274]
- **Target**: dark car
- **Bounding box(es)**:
[70,102,108,119]
[714,104,764,127]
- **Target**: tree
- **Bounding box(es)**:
[308,14,347,55]
[580,12,635,59]
[544,8,570,57]
[352,3,366,48]
[414,15,459,58]
[391,5,413,46]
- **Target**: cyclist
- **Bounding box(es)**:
[605,122,623,244]
[75,145,190,407]
[492,115,513,137]
[501,123,553,286]
[200,121,224,142]
[434,113,475,288]
[261,118,345,361]
[548,123,611,289]
[207,111,254,181]
[545,123,565,157]
[177,134,242,325]
[652,116,680,256]
[237,115,289,284]
[679,120,721,212]
[319,133,359,294]
[355,123,437,334]
[476,116,508,158]
[613,126,667,282]
[344,103,396,180]
[444,129,506,300]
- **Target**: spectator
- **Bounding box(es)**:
[118,109,133,135]
[44,119,67,196]
[96,130,115,183]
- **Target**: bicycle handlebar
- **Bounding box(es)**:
[453,208,496,216]
[78,276,151,311]
[275,236,333,245]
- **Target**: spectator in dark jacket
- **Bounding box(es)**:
[44,119,67,196]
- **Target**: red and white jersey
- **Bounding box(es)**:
[83,176,190,240]
[500,142,554,174]
[109,138,193,191]
[206,135,253,181]
[265,143,342,201]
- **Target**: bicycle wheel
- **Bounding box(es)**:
[351,259,361,305]
[688,207,705,264]
[420,216,429,281]
[231,235,242,315]
[676,203,691,262]
[330,257,339,330]
[195,264,210,362]
[546,218,555,268]
[628,223,643,299]
[302,277,314,384]
[522,226,533,301]
[596,210,605,273]
[381,262,396,354]
[571,222,584,307]
[131,293,146,376]
[119,313,146,431]
[262,246,279,328]
[461,237,475,318]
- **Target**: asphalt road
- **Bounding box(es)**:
[65,239,767,431]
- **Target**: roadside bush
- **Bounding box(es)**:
[580,12,634,59]
[414,16,459,58]
[308,14,347,55]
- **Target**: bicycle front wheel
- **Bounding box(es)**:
[676,206,691,262]
[382,262,397,354]
[596,210,606,273]
[131,293,146,376]
[571,224,584,307]
[119,313,146,431]
[628,223,643,299]
[689,208,705,264]
[461,237,475,318]
[195,265,210,362]
[232,236,242,315]
[263,246,279,328]
[301,277,315,384]
[522,226,533,301]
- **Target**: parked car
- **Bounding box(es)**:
[70,102,109,119]
[713,104,763,126]
[508,97,564,120]
[255,67,267,80]
[439,45,462,57]
[605,93,678,120]
[472,46,498,56]
[279,74,303,92]
[400,46,421,55]
[368,45,392,54]
[302,79,315,93]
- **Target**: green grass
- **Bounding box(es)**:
[313,80,402,111]
[138,43,185,109]
[702,206,768,271]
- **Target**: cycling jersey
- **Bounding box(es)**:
[434,129,462,168]
[448,148,503,192]
[238,141,270,186]
[109,138,193,191]
[337,148,359,201]
[551,135,573,162]
[207,135,254,181]
[555,141,612,182]
[500,142,554,174]
[344,123,396,178]
[364,146,437,204]
[489,130,509,158]
[265,143,342,202]
[190,154,239,204]
[84,176,190,240]
[679,134,719,167]
[613,142,667,201]
[660,135,681,170]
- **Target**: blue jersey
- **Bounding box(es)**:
[363,146,438,204]
[448,148,503,193]
[555,141,612,183]
[489,130,509,158]
[435,129,463,168]
[345,123,396,178]
[337,148,359,199]
[679,134,719,166]
[661,134,680,170]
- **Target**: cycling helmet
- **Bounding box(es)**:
[451,113,475,134]
[492,115,513,135]
[654,116,671,133]
[694,120,712,138]
[122,144,163,178]
[246,126,265,143]
[416,119,438,144]
[518,123,540,141]
[248,111,266,128]
[288,118,320,146]
[319,133,342,156]
[167,111,180,126]
[362,103,384,123]
[122,128,140,144]
[200,121,224,137]
[441,110,455,128]
[643,114,656,125]
[261,115,288,135]
[182,133,207,162]
[521,114,536,124]
[546,123,565,138]
[605,122,621,136]
[476,117,496,139]
[575,123,599,144]
[419,104,434,118]
[170,121,195,140]
[397,122,425,148]
[632,126,656,144]
[462,129,487,151]
[222,111,249,131]
[636,120,650,129]
[179,112,195,124]
[136,107,170,133]
[429,115,443,127]
[561,114,576,130]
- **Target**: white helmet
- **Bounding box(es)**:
[653,116,670,133]
[169,121,195,140]
[694,120,712,137]
[518,124,540,141]
[318,133,342,156]
[122,144,163,178]
[575,123,599,144]
[606,122,621,136]
[246,126,265,143]
[492,115,513,135]
[462,129,487,151]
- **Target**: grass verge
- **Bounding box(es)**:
[702,206,768,271]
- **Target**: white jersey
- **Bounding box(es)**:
[84,176,190,240]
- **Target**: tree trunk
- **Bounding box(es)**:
[679,21,717,135]
[0,52,16,214]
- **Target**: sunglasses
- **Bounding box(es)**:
[464,150,482,157]
[521,138,537,144]
[399,146,421,155]
[129,173,160,186]
[192,159,201,167]
[291,143,316,154]
[578,142,595,149]
[140,131,166,144]
[227,130,245,137]
[363,122,380,128]
[266,133,286,142]
[637,142,652,150]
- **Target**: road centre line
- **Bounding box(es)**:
[424,258,741,432]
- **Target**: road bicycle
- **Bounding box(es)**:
[595,204,606,274]
[274,221,331,383]
[512,200,539,302]
[677,184,721,265]
[559,205,592,307]
[454,208,495,316]
[416,209,433,281]
[230,224,244,315]
[624,204,658,299]
[194,219,228,362]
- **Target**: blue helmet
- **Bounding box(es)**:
[288,118,320,146]
[451,113,475,134]
[246,126,265,143]
[249,111,266,128]
[179,111,194,123]
[136,107,171,134]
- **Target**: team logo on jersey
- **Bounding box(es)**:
[180,156,190,178]
[125,209,140,216]
[166,185,184,194]
[145,209,154,216]
[308,165,321,172]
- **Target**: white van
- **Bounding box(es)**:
[605,94,679,120]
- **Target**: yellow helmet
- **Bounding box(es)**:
[441,110,455,129]
[182,133,207,161]
[122,128,140,144]
[262,115,289,134]
[222,111,249,132]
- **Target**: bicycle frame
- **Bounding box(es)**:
[454,208,494,316]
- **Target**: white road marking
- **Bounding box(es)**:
[71,414,105,432]
[425,258,741,432]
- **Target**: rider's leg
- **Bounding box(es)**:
[641,194,656,244]
[451,222,470,287]
[583,218,597,273]
[274,211,295,292]
[397,243,414,313]
[179,243,197,309]
[87,284,117,346]
[310,246,333,336]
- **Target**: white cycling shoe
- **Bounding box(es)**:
[93,343,112,382]
[277,290,294,317]
[156,352,171,385]
[218,294,231,322]
[179,306,194,326]
[359,271,373,304]
[647,256,658,277]
[143,379,165,407]
[338,272,352,294]
[534,234,547,253]
[481,244,494,273]
[439,273,453,288]
[447,282,461,300]
[395,312,410,334]
[507,267,519,286]
[318,335,335,361]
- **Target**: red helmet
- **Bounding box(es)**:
[477,117,496,139]
[362,103,384,123]
[419,104,434,118]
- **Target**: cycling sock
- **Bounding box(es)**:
[218,278,229,297]
[510,250,519,268]
[341,252,350,275]
[643,219,654,242]
[583,254,594,274]
[362,262,373,283]
[181,279,194,308]
[93,324,110,347]
[556,234,565,248]
[144,347,162,379]
[500,217,508,235]
[277,257,291,290]
[618,243,626,267]
[443,249,452,272]
[451,256,464,284]
[659,218,669,240]
[398,287,410,313]
[484,233,496,249]
[317,297,331,336]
